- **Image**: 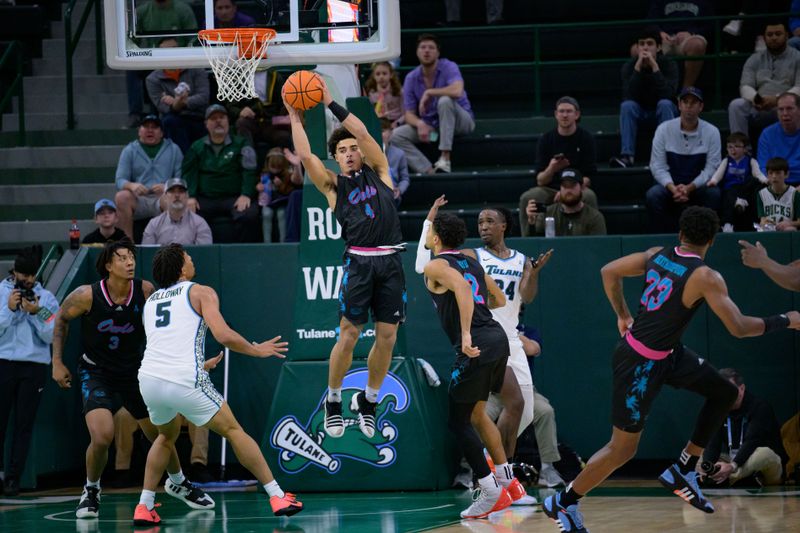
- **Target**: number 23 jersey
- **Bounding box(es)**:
[629,247,706,351]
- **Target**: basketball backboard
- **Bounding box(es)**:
[103,0,399,70]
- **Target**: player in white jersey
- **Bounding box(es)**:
[133,244,303,526]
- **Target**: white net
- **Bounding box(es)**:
[198,29,274,102]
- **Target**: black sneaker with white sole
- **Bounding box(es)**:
[165,478,215,509]
[350,390,377,438]
[324,400,345,437]
[609,154,635,168]
[75,486,101,518]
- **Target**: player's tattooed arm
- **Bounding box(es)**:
[142,280,156,299]
[52,285,92,388]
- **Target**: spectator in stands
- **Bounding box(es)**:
[517,96,598,236]
[646,87,721,233]
[757,157,800,231]
[391,33,475,174]
[647,0,713,88]
[524,169,607,237]
[257,148,303,243]
[213,0,255,28]
[366,62,404,127]
[0,248,59,496]
[381,118,410,205]
[128,0,198,128]
[610,26,678,168]
[728,22,800,138]
[229,69,290,149]
[442,0,503,25]
[789,0,800,52]
[142,177,213,245]
[703,368,788,486]
[757,92,800,186]
[707,132,767,232]
[114,115,183,240]
[182,104,260,243]
[145,38,210,154]
[82,199,128,246]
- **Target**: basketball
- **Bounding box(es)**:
[283,70,325,111]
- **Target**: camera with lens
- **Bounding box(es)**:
[14,281,36,307]
[700,460,721,476]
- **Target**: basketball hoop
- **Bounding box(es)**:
[198,28,277,101]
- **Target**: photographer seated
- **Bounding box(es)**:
[702,368,788,487]
[524,169,607,237]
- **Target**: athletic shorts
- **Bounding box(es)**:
[138,374,223,426]
[78,361,149,420]
[612,338,711,432]
[134,194,162,220]
[338,252,406,325]
[449,325,510,404]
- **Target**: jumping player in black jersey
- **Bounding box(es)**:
[424,211,527,519]
[51,241,213,519]
[543,207,800,533]
[285,77,406,440]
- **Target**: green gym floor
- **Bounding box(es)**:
[1,483,799,532]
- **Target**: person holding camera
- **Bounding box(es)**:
[0,249,59,496]
[525,169,607,237]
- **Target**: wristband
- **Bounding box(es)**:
[328,101,350,123]
[763,313,790,334]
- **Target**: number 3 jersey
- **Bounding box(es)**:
[475,247,532,386]
[629,247,706,352]
[140,281,210,389]
[80,278,146,377]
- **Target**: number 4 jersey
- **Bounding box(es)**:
[629,247,706,352]
[140,281,211,389]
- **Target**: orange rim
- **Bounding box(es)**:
[198,28,277,58]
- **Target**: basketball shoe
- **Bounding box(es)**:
[505,477,538,506]
[543,492,588,532]
[165,478,215,509]
[133,503,161,526]
[350,391,377,438]
[75,485,101,518]
[658,464,714,513]
[460,485,513,519]
[270,492,304,516]
[324,400,345,438]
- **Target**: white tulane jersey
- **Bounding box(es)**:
[140,281,210,389]
[475,247,532,386]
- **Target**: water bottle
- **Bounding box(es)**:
[69,219,80,249]
[544,217,556,238]
[416,358,441,387]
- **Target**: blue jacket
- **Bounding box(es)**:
[115,139,183,191]
[650,117,721,188]
[0,277,59,365]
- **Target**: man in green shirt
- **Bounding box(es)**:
[526,168,607,237]
[182,104,260,242]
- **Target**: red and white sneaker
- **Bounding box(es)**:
[133,503,161,526]
[270,492,304,517]
[460,486,513,519]
[504,477,538,505]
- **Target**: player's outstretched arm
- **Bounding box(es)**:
[192,284,288,358]
[700,268,800,337]
[520,249,553,304]
[52,285,92,388]
[425,259,480,357]
[739,240,800,292]
[601,247,660,336]
[284,93,337,210]
[415,195,448,274]
[319,77,392,189]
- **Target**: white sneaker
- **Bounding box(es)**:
[537,464,566,488]
[722,223,734,233]
[460,486,513,519]
[511,493,539,506]
[723,19,742,36]
[734,197,749,210]
[433,158,451,173]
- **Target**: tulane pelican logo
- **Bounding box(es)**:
[270,369,410,474]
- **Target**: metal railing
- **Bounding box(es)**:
[65,0,104,129]
[0,41,26,145]
[401,12,798,114]
[35,244,64,285]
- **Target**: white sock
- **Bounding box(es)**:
[86,478,100,489]
[327,388,342,403]
[139,489,156,510]
[168,470,186,485]
[264,480,285,498]
[477,473,499,492]
[365,386,380,403]
[495,462,513,485]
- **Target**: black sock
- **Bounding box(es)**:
[560,484,583,507]
[678,450,699,474]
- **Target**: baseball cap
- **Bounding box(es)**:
[678,86,704,102]
[165,177,188,191]
[558,168,583,184]
[140,114,162,127]
[205,104,228,120]
[13,252,39,276]
[94,198,117,214]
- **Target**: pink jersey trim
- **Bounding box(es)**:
[100,279,133,307]
[673,246,701,259]
[625,331,672,361]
